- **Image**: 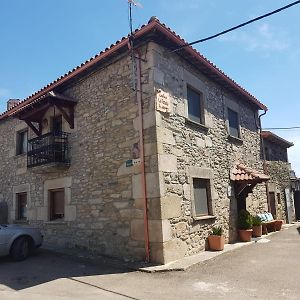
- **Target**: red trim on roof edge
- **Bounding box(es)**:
[261,131,294,148]
[1,18,267,120]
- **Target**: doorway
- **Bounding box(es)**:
[269,192,277,218]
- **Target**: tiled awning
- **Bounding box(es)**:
[12,91,77,136]
[231,164,269,183]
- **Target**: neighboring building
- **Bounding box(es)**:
[290,170,300,220]
[261,131,295,223]
[0,18,276,264]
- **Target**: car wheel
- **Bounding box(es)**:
[10,237,30,261]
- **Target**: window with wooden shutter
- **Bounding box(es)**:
[17,193,27,220]
[228,108,240,138]
[50,189,65,220]
[193,178,210,216]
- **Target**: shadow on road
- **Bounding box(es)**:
[0,248,133,291]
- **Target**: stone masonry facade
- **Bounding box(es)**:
[149,43,268,263]
[0,25,280,265]
[0,48,155,262]
[263,138,294,222]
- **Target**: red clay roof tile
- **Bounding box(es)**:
[0,17,268,120]
[231,164,269,182]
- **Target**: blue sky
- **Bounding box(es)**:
[0,0,299,173]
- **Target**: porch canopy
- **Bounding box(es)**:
[231,164,269,198]
[11,91,77,136]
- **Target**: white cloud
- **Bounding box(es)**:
[219,23,290,53]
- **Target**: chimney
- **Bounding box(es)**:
[7,99,20,110]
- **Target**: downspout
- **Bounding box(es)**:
[258,110,270,212]
[131,43,150,263]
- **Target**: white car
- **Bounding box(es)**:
[0,224,43,261]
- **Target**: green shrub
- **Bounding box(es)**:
[211,226,223,236]
[252,215,262,226]
[238,209,253,230]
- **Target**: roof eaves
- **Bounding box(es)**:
[261,131,294,148]
[1,17,267,120]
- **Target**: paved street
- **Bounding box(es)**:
[1,224,300,300]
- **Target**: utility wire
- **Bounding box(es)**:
[173,0,300,51]
[263,127,300,130]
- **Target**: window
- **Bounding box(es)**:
[187,86,203,124]
[16,130,28,155]
[193,178,211,216]
[17,193,27,220]
[228,108,240,138]
[49,189,65,221]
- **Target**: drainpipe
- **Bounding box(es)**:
[258,110,270,212]
[128,40,150,263]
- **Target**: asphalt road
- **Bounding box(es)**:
[1,224,300,300]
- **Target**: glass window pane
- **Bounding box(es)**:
[17,193,27,220]
[187,87,202,123]
[22,131,28,153]
[50,189,65,220]
[228,108,239,137]
[193,179,209,216]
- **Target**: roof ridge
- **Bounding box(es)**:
[0,16,267,120]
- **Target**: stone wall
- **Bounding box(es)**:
[264,139,294,222]
[149,43,268,263]
[0,45,158,262]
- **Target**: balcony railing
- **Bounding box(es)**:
[27,131,70,168]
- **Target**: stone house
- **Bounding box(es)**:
[0,17,277,264]
[261,131,295,223]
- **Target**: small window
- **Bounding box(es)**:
[187,86,203,124]
[193,178,211,216]
[49,189,65,221]
[17,193,27,220]
[228,108,240,138]
[16,130,28,155]
[277,193,281,204]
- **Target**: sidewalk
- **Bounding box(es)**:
[43,224,296,273]
[134,223,296,272]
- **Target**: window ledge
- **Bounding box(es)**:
[227,135,243,144]
[14,153,27,158]
[13,220,29,225]
[45,221,67,225]
[185,118,209,132]
[193,215,216,221]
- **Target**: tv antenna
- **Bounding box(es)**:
[128,0,143,35]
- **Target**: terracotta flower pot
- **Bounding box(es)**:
[238,229,253,242]
[275,220,283,231]
[208,235,225,251]
[252,225,262,237]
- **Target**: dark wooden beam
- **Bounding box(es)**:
[55,104,74,129]
[25,120,42,136]
[19,106,51,123]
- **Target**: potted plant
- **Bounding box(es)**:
[252,215,262,237]
[238,209,253,242]
[208,226,225,251]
